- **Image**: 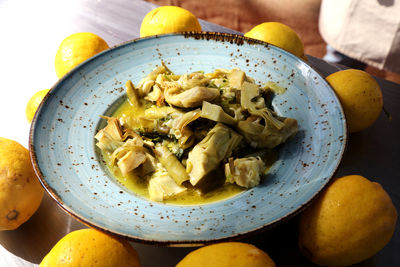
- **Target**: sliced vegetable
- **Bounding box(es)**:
[186,123,243,186]
[148,170,186,201]
[111,139,147,176]
[240,81,285,129]
[264,81,286,95]
[225,157,266,188]
[95,131,123,153]
[95,116,125,152]
[138,117,157,132]
[145,84,165,105]
[144,106,175,120]
[227,69,246,88]
[238,116,298,148]
[172,108,201,131]
[154,144,189,185]
[200,101,237,125]
[126,80,141,107]
[135,152,158,177]
[117,150,146,176]
[164,86,220,108]
[176,73,210,90]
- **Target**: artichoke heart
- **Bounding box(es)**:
[95,116,125,153]
[164,86,220,108]
[176,73,210,90]
[126,80,141,108]
[240,81,285,129]
[238,81,298,148]
[172,108,201,131]
[116,149,146,176]
[186,123,243,186]
[227,69,246,88]
[171,108,201,149]
[154,144,189,185]
[225,157,266,188]
[238,116,298,148]
[111,138,147,176]
[200,101,237,125]
[143,106,176,120]
[148,170,187,202]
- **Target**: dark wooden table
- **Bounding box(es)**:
[0,0,398,266]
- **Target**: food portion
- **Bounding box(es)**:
[95,63,298,203]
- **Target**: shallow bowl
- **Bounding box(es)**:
[30,32,347,245]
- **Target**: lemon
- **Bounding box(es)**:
[299,175,397,266]
[176,242,275,267]
[55,32,109,78]
[140,6,202,37]
[244,22,307,60]
[40,228,141,267]
[0,137,44,230]
[25,89,50,123]
[326,69,383,133]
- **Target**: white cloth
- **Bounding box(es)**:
[319,0,400,73]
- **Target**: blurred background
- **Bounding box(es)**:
[147,0,400,84]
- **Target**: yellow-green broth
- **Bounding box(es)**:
[103,100,275,205]
[104,158,246,205]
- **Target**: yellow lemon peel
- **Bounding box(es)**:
[299,175,397,266]
[55,32,109,78]
[245,22,306,60]
[0,137,44,230]
[140,6,201,37]
[326,69,383,133]
[40,228,141,267]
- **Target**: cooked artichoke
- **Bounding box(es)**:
[164,86,220,108]
[95,64,299,203]
[126,80,141,108]
[111,138,147,176]
[153,144,189,185]
[238,81,298,148]
[238,116,298,148]
[225,157,266,188]
[200,101,237,125]
[186,123,243,186]
[95,116,125,152]
[148,170,186,201]
[227,69,246,88]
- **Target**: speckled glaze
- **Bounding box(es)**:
[30,32,347,245]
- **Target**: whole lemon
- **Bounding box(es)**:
[244,22,307,60]
[25,89,50,123]
[40,228,141,267]
[0,137,44,230]
[326,69,383,133]
[176,242,275,267]
[55,32,109,78]
[299,175,397,267]
[140,6,202,37]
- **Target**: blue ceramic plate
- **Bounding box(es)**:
[30,32,347,245]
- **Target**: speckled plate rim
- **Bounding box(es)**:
[29,32,348,246]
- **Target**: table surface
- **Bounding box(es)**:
[0,0,399,266]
